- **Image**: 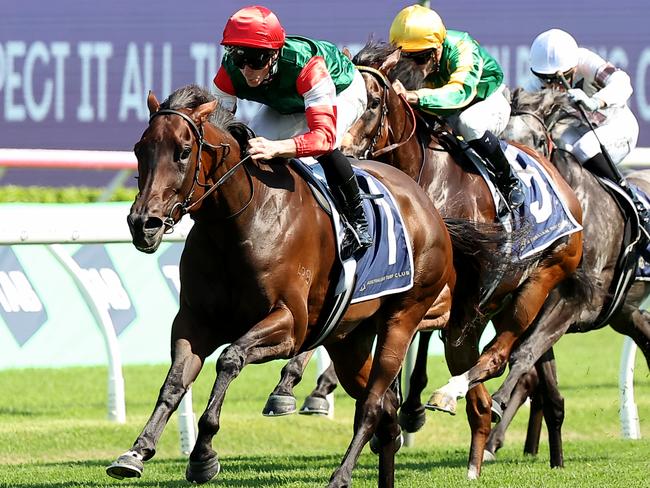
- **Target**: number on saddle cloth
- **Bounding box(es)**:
[289,159,415,302]
[500,143,583,260]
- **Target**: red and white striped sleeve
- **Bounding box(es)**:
[293,56,338,157]
[213,66,238,113]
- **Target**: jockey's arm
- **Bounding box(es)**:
[291,56,338,157]
[412,40,481,113]
[577,49,633,109]
[592,65,633,109]
[213,66,238,113]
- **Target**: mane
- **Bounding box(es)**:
[510,88,571,119]
[160,84,253,150]
[352,39,399,68]
[352,40,425,89]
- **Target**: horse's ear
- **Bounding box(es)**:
[342,47,352,60]
[378,48,401,74]
[147,91,160,116]
[194,100,218,124]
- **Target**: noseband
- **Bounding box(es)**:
[148,109,253,229]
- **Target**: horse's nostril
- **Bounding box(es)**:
[144,217,163,231]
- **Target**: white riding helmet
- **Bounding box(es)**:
[529,29,579,75]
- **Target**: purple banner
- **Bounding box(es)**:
[1,0,649,151]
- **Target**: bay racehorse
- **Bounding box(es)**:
[483,88,650,466]
[105,85,456,488]
[347,44,584,479]
[267,42,584,480]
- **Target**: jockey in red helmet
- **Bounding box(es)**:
[215,5,372,256]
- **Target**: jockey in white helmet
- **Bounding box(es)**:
[524,28,644,229]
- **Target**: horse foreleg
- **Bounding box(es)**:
[485,365,539,461]
[263,350,315,416]
[523,384,544,456]
[433,324,490,480]
[491,293,576,419]
[465,384,492,479]
[328,313,419,488]
[535,349,564,468]
[300,359,339,415]
[376,386,400,488]
[187,307,296,484]
[398,330,433,433]
[106,330,208,480]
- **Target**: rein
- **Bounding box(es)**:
[356,66,417,158]
[149,109,254,229]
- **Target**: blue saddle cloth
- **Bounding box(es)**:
[295,161,414,303]
[501,142,583,259]
[629,183,650,280]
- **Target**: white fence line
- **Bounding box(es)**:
[0,146,649,170]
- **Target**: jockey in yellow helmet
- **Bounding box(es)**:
[390,4,524,209]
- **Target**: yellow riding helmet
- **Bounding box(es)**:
[389,4,446,52]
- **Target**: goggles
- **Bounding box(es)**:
[401,48,436,65]
[227,47,276,70]
[531,68,574,85]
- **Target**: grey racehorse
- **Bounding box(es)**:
[485,88,650,466]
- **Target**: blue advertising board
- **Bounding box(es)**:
[1,0,649,150]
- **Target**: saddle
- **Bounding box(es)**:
[414,112,513,218]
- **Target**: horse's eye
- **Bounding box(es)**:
[370,97,381,110]
[180,147,192,160]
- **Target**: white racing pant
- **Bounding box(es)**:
[566,105,639,165]
[248,70,367,148]
[446,84,511,142]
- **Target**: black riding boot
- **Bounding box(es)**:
[583,152,650,239]
[317,150,373,257]
[470,131,525,210]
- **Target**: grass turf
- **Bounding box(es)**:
[1,327,649,487]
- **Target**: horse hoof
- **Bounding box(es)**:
[369,433,404,455]
[186,454,221,484]
[398,405,426,433]
[483,449,496,463]
[425,391,457,415]
[106,453,144,480]
[491,399,503,423]
[299,396,330,416]
[262,394,297,416]
[467,465,480,480]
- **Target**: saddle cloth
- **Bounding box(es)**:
[489,142,583,260]
[291,159,414,302]
[629,183,650,280]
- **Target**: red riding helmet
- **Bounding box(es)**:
[221,6,286,50]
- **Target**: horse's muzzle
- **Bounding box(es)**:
[127,213,165,254]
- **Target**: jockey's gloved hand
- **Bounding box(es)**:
[567,88,602,111]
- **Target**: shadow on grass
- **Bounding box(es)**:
[8,446,638,488]
[4,450,484,488]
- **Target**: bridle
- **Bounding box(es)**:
[356,66,418,159]
[148,109,254,230]
[510,108,555,158]
[510,103,576,160]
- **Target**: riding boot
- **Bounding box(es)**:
[333,174,374,256]
[317,150,373,257]
[583,153,650,240]
[469,132,525,210]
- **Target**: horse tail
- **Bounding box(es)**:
[442,217,535,346]
[443,217,515,282]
